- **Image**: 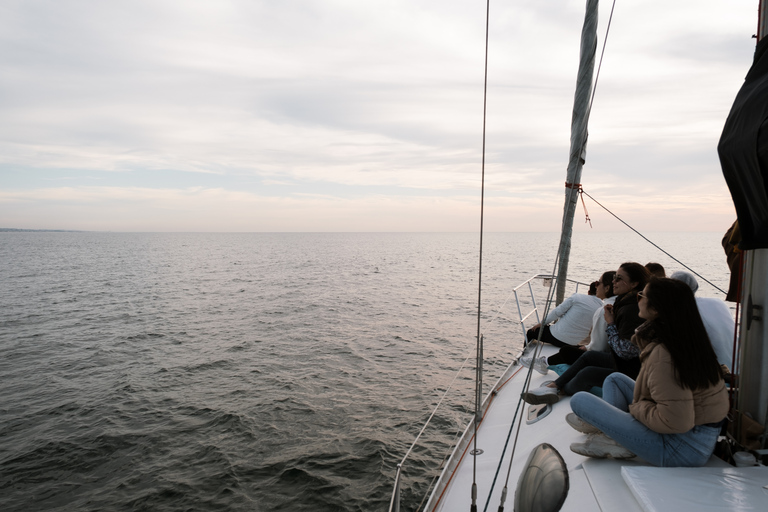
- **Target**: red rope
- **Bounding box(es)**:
[565,182,592,228]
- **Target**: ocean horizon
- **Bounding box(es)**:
[0,231,733,510]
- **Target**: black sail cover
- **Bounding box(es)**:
[719,37,768,250]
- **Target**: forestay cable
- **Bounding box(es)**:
[470,0,492,510]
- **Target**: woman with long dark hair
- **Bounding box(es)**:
[568,278,729,465]
[523,262,649,403]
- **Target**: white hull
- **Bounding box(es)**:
[425,343,766,512]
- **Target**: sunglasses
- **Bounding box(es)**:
[637,291,647,301]
[612,275,625,282]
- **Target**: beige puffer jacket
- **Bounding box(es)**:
[628,326,729,434]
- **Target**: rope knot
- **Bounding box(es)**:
[565,182,591,227]
[564,182,582,191]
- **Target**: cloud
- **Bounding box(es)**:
[0,0,757,231]
[0,181,735,233]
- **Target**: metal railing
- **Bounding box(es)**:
[513,274,588,342]
[388,274,589,512]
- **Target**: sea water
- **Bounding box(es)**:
[0,231,731,511]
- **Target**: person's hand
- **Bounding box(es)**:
[579,345,587,351]
[604,304,615,324]
[531,323,541,330]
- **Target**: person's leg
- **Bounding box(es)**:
[600,372,635,410]
[662,424,721,467]
[573,374,721,467]
[570,391,665,466]
[568,373,633,431]
[547,345,584,366]
[554,350,613,389]
[539,326,569,348]
[528,325,568,348]
[561,366,614,396]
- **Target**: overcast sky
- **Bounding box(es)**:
[0,0,758,232]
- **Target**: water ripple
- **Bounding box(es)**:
[0,232,729,511]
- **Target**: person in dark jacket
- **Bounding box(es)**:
[522,262,650,404]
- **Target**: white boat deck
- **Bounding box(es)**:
[425,343,766,512]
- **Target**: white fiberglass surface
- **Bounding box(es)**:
[428,343,747,512]
[431,344,604,511]
[622,465,768,512]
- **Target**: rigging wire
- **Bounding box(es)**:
[471,0,492,510]
[555,0,602,302]
[488,2,618,509]
[588,0,616,122]
[394,0,729,506]
[416,424,466,511]
[481,261,563,512]
[580,189,729,295]
[562,0,617,217]
[457,0,724,507]
[397,355,475,465]
[561,0,725,297]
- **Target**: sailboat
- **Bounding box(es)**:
[389,1,768,511]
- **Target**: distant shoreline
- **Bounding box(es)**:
[0,228,84,232]
[0,229,725,234]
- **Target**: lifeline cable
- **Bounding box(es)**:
[580,189,729,296]
[481,253,563,512]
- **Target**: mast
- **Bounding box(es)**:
[555,0,599,304]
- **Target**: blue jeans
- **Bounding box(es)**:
[570,373,721,467]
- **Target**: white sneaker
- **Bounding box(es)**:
[522,385,559,405]
[565,412,600,434]
[570,433,635,460]
[519,355,549,375]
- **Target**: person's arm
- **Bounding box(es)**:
[543,296,573,325]
[629,349,695,433]
[606,324,640,359]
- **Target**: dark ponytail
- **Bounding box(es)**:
[601,271,616,297]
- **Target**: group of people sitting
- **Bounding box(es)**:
[520,262,733,466]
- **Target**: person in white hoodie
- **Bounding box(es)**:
[670,270,735,370]
[522,271,615,375]
[526,279,605,348]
